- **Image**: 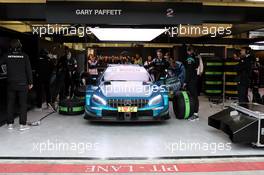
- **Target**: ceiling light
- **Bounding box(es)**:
[90,28,167,42]
[246,0,264,2]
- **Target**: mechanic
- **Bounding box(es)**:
[149,49,170,81]
[143,55,153,70]
[251,57,261,103]
[87,54,98,85]
[233,49,241,61]
[0,39,33,130]
[87,54,98,75]
[183,46,200,121]
[134,54,143,65]
[64,48,78,99]
[166,59,186,93]
[238,47,253,103]
[164,52,173,62]
[168,59,186,86]
[35,49,54,111]
[51,47,68,105]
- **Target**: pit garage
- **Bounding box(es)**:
[0,0,264,167]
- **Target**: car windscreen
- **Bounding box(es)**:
[103,67,151,82]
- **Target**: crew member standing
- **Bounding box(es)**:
[238,47,253,103]
[65,50,78,99]
[52,47,68,104]
[87,54,98,85]
[143,55,153,70]
[183,46,200,121]
[251,57,261,103]
[0,39,33,130]
[35,49,54,111]
[150,49,170,81]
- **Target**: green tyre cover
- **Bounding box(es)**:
[173,91,194,119]
[59,98,85,115]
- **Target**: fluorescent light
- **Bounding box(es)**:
[249,41,264,50]
[90,28,167,41]
[248,0,264,1]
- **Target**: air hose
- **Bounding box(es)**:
[28,104,57,126]
[28,111,56,126]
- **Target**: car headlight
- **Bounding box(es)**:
[148,95,162,106]
[92,94,107,105]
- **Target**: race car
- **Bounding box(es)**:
[84,64,169,121]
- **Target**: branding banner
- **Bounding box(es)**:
[46,1,203,25]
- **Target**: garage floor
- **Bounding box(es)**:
[0,96,263,158]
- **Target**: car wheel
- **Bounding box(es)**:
[262,95,264,105]
[58,98,85,115]
[173,91,194,119]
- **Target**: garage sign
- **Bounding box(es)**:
[46,1,202,25]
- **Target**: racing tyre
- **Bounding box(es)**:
[74,86,86,101]
[173,91,194,119]
[262,95,264,105]
[58,99,85,115]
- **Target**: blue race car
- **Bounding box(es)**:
[84,64,169,121]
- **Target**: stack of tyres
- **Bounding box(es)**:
[204,60,223,96]
[173,91,194,119]
[59,98,85,115]
[224,61,239,97]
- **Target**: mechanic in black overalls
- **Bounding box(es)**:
[0,39,33,130]
[149,49,170,81]
[35,49,54,111]
[143,55,153,71]
[183,46,200,121]
[238,47,253,103]
[167,60,186,87]
[166,59,186,98]
[251,57,261,103]
[51,47,68,105]
[65,48,78,99]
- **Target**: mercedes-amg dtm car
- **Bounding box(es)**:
[84,64,170,121]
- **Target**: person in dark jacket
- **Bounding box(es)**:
[238,47,253,103]
[183,46,200,121]
[65,49,78,98]
[35,49,54,111]
[166,59,186,95]
[149,49,170,81]
[168,60,186,86]
[51,47,68,105]
[0,39,33,130]
[143,55,153,70]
